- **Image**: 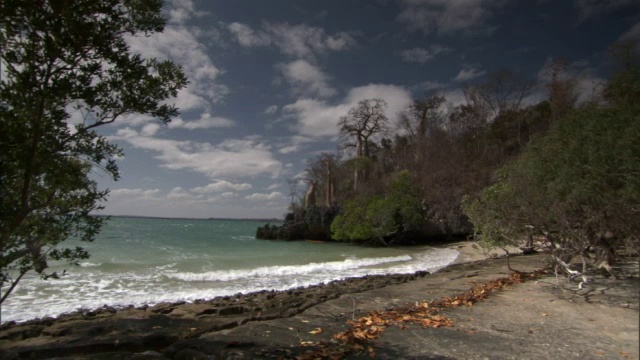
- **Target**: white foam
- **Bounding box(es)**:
[79,262,101,267]
[168,255,413,282]
[1,248,459,324]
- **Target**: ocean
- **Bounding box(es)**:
[1,217,459,323]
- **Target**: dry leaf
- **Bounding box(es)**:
[308,328,323,335]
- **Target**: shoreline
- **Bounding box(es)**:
[0,241,505,329]
[1,242,637,359]
[1,241,464,326]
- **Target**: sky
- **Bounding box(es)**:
[93,0,640,219]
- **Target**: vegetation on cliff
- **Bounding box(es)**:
[259,47,639,277]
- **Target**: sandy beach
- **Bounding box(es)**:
[1,241,637,359]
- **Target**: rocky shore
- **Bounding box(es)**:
[1,243,638,359]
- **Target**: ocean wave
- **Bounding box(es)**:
[168,255,413,282]
[2,248,459,324]
[78,262,101,267]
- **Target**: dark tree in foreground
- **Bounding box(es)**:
[0,0,188,317]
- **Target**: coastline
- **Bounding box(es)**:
[1,241,637,359]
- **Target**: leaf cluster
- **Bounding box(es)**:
[0,0,187,307]
[464,63,640,263]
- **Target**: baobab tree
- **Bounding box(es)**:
[339,99,389,190]
[306,153,339,206]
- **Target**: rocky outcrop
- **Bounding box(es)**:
[256,205,340,241]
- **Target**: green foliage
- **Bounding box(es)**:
[331,171,424,244]
[464,76,640,256]
[0,0,187,307]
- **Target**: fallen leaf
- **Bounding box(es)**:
[308,328,323,334]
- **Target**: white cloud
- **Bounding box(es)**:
[264,105,279,115]
[141,123,162,136]
[108,188,162,202]
[244,192,286,201]
[166,0,208,24]
[399,45,451,63]
[278,145,300,154]
[277,60,336,98]
[111,128,283,179]
[125,7,228,125]
[228,22,272,46]
[398,0,505,35]
[168,113,236,130]
[228,22,357,59]
[283,84,412,137]
[167,187,197,200]
[452,67,487,82]
[265,183,281,191]
[191,180,252,193]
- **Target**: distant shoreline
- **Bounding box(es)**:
[92,214,284,223]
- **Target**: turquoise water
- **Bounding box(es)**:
[2,217,458,323]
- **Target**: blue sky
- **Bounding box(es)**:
[93,0,640,219]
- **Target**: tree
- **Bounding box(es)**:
[463,73,640,279]
[339,99,389,190]
[331,171,424,245]
[0,0,188,316]
[306,153,339,207]
[544,58,578,123]
[400,94,446,144]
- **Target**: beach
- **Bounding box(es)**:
[1,241,637,359]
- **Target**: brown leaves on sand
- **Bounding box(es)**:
[435,270,545,310]
[282,269,544,360]
[332,300,454,346]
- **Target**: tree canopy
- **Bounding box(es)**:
[0,0,187,312]
[463,61,640,273]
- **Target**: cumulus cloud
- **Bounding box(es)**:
[244,192,286,201]
[167,187,196,200]
[277,60,336,98]
[283,84,412,137]
[141,123,162,137]
[398,0,505,35]
[452,67,487,82]
[228,22,272,46]
[166,0,208,24]
[168,113,236,130]
[191,180,252,193]
[108,188,162,202]
[111,128,283,179]
[399,45,451,63]
[228,22,357,59]
[123,1,228,130]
